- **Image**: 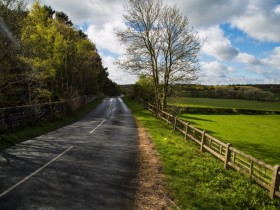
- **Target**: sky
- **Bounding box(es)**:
[26,0,280,85]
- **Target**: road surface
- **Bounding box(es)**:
[0,97,139,210]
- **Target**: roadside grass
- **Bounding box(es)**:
[0,98,103,150]
[125,99,280,210]
[179,114,280,165]
[168,97,280,111]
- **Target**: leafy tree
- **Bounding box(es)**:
[116,0,200,110]
[103,79,121,96]
[134,75,155,102]
[43,5,55,18]
[55,11,73,26]
[20,1,57,103]
[1,0,117,107]
[97,67,109,92]
[78,29,88,39]
[73,36,104,96]
[0,0,27,106]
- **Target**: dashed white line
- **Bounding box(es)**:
[90,120,106,134]
[0,146,74,198]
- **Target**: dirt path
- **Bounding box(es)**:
[134,126,178,210]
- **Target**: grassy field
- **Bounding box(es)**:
[168,97,280,165]
[180,114,280,165]
[0,98,103,150]
[125,99,280,209]
[169,97,280,111]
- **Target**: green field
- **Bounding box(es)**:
[125,99,280,209]
[168,97,280,164]
[169,97,280,111]
[180,114,280,165]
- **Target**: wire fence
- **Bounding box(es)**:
[140,100,280,199]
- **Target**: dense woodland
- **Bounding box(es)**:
[0,0,119,108]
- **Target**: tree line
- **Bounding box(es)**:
[0,0,119,108]
[182,85,276,101]
[131,82,277,102]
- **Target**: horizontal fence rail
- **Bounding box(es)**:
[139,100,280,199]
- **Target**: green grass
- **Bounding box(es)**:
[169,97,280,111]
[0,98,103,150]
[274,93,280,100]
[125,98,280,210]
[180,114,280,165]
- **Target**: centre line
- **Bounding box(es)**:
[0,146,74,198]
[90,119,106,134]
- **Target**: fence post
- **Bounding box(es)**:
[157,109,160,118]
[224,143,231,170]
[200,130,206,152]
[144,101,147,109]
[185,122,189,140]
[269,165,280,198]
[219,145,222,155]
[249,161,253,178]
[174,116,177,131]
[167,114,170,125]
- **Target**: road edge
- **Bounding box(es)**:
[133,123,178,210]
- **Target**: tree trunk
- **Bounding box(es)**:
[162,89,168,111]
[28,82,32,105]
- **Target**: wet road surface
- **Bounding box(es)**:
[0,97,138,210]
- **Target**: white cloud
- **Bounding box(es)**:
[199,60,271,85]
[231,0,280,42]
[262,46,280,70]
[236,53,262,66]
[86,21,125,55]
[199,61,234,84]
[171,0,249,27]
[233,48,280,81]
[102,55,138,84]
[233,49,280,83]
[199,26,239,61]
[274,5,280,14]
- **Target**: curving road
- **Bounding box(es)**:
[0,97,139,210]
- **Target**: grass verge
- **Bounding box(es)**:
[0,98,103,150]
[125,98,280,210]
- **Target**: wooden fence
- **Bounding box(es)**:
[141,101,280,199]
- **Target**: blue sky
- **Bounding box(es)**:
[27,0,280,85]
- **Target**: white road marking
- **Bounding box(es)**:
[90,120,106,134]
[107,109,112,117]
[0,146,74,198]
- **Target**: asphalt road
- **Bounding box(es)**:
[0,97,139,210]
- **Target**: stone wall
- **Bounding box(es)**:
[0,95,99,132]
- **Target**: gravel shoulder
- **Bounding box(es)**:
[134,125,178,210]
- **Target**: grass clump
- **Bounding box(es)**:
[125,98,280,210]
[0,98,103,150]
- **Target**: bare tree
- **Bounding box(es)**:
[116,0,200,110]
